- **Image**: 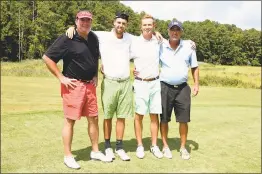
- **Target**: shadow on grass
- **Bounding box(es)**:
[124,137,199,153]
[72,137,198,161]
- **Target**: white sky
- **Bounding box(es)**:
[120,1,261,30]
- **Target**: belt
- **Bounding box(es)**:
[162,81,187,89]
[104,75,129,82]
[64,75,91,83]
[135,76,159,82]
[77,79,91,83]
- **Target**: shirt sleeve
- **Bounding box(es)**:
[44,34,68,63]
[129,38,137,60]
[189,50,198,68]
[92,31,107,39]
[126,32,138,42]
[159,43,163,65]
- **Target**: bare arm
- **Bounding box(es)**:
[42,55,77,89]
[191,67,199,96]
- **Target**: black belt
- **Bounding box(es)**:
[135,76,159,82]
[162,81,187,89]
[64,75,91,83]
[77,79,91,83]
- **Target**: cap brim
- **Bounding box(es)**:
[169,25,183,30]
[78,16,92,19]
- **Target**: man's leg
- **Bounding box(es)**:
[116,118,125,150]
[149,113,163,158]
[175,84,191,160]
[114,80,133,161]
[103,118,115,160]
[114,118,130,161]
[101,78,118,150]
[86,116,99,152]
[160,122,169,148]
[159,81,175,159]
[103,118,113,148]
[179,122,188,149]
[62,117,81,169]
[149,114,159,146]
[86,116,112,162]
[62,118,75,156]
[134,113,144,146]
[134,113,145,159]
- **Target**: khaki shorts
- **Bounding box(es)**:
[61,81,98,120]
[101,77,133,119]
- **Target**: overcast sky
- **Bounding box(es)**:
[120,1,261,30]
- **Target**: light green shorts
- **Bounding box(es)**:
[133,79,162,115]
[101,77,134,119]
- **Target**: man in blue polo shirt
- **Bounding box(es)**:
[159,20,199,160]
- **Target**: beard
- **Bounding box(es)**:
[115,27,124,34]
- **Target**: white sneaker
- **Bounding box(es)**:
[64,156,80,169]
[162,147,172,159]
[136,146,145,159]
[180,148,190,160]
[115,149,130,161]
[150,145,163,159]
[90,151,112,162]
[105,148,115,160]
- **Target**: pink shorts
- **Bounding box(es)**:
[61,81,98,120]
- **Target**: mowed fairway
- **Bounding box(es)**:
[1,75,261,173]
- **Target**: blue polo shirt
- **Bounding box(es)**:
[159,39,198,85]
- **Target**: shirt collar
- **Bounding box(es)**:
[139,34,157,42]
[74,31,88,42]
[163,39,184,50]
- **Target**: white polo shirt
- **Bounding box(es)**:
[94,30,133,79]
[131,35,160,79]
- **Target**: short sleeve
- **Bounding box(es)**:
[44,34,68,63]
[189,50,198,68]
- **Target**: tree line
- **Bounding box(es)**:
[1,1,261,66]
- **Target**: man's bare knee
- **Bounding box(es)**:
[64,118,75,127]
[87,116,98,124]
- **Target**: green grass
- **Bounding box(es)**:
[1,75,261,173]
[1,59,261,88]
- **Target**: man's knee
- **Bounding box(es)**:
[135,113,144,121]
[87,116,98,125]
[64,118,75,127]
[117,118,125,124]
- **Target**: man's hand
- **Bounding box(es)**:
[133,67,139,77]
[192,84,199,97]
[59,76,77,89]
[65,26,76,39]
[100,64,104,75]
[91,76,98,87]
[155,31,163,43]
[189,40,196,50]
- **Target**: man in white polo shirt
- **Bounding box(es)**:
[131,14,163,159]
[159,20,199,160]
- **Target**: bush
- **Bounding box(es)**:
[199,75,259,89]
